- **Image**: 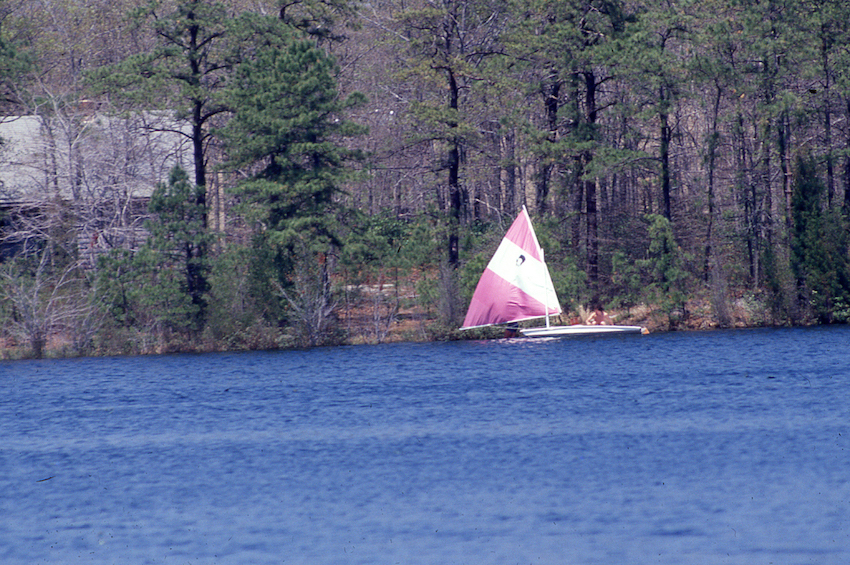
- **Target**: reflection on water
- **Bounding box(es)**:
[2,327,850,564]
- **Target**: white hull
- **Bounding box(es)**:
[520,324,646,338]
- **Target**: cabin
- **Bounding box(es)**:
[0,112,194,265]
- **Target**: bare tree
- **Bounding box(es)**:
[274,241,342,347]
[0,245,96,357]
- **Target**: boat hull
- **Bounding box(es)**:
[520,324,646,338]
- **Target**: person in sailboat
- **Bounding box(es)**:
[585,300,613,325]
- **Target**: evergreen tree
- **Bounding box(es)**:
[735,0,807,284]
[615,0,695,222]
[803,0,850,214]
[394,0,506,268]
[790,156,850,322]
[219,23,365,337]
[144,166,212,331]
[87,0,232,191]
[97,167,211,341]
[0,16,32,112]
[85,0,238,328]
[689,0,739,282]
[505,0,628,288]
[276,0,360,42]
[636,213,690,328]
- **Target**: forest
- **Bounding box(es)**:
[2,0,850,358]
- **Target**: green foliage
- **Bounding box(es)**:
[626,214,691,324]
[399,215,444,325]
[17,0,850,356]
[406,102,479,147]
[642,214,689,288]
[82,0,235,343]
[338,211,414,343]
[96,167,211,339]
[761,243,796,323]
[91,248,135,344]
[505,0,631,169]
[790,156,850,323]
[341,211,409,279]
[339,211,445,333]
[533,214,587,312]
[221,29,365,245]
[148,167,206,241]
[204,244,276,350]
[94,247,199,351]
[85,0,233,197]
[132,245,201,331]
[147,166,211,327]
[610,250,643,309]
[0,22,33,108]
[87,0,230,111]
[832,296,850,323]
[277,0,360,41]
[219,26,365,339]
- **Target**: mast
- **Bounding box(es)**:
[542,248,550,329]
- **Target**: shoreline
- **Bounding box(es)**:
[1,299,831,361]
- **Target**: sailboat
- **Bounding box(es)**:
[461,206,645,338]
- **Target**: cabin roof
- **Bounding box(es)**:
[0,113,192,204]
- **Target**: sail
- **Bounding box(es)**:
[461,206,562,329]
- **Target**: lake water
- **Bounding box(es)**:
[1,327,849,564]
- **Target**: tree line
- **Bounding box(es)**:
[1,0,849,357]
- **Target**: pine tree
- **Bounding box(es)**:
[790,156,850,322]
[144,166,212,332]
[85,0,238,329]
[393,0,506,268]
[96,167,211,339]
[219,23,365,339]
[505,0,629,289]
[221,30,365,244]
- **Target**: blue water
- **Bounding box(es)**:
[1,327,849,564]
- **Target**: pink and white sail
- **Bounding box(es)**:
[461,206,562,329]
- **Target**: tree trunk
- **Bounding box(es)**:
[704,84,721,282]
[499,131,515,214]
[822,32,835,205]
[585,171,598,292]
[660,87,672,221]
[583,71,599,290]
[186,9,209,327]
[735,111,758,285]
[844,98,850,215]
[537,79,560,214]
[571,155,583,249]
[447,68,461,268]
[778,111,790,237]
